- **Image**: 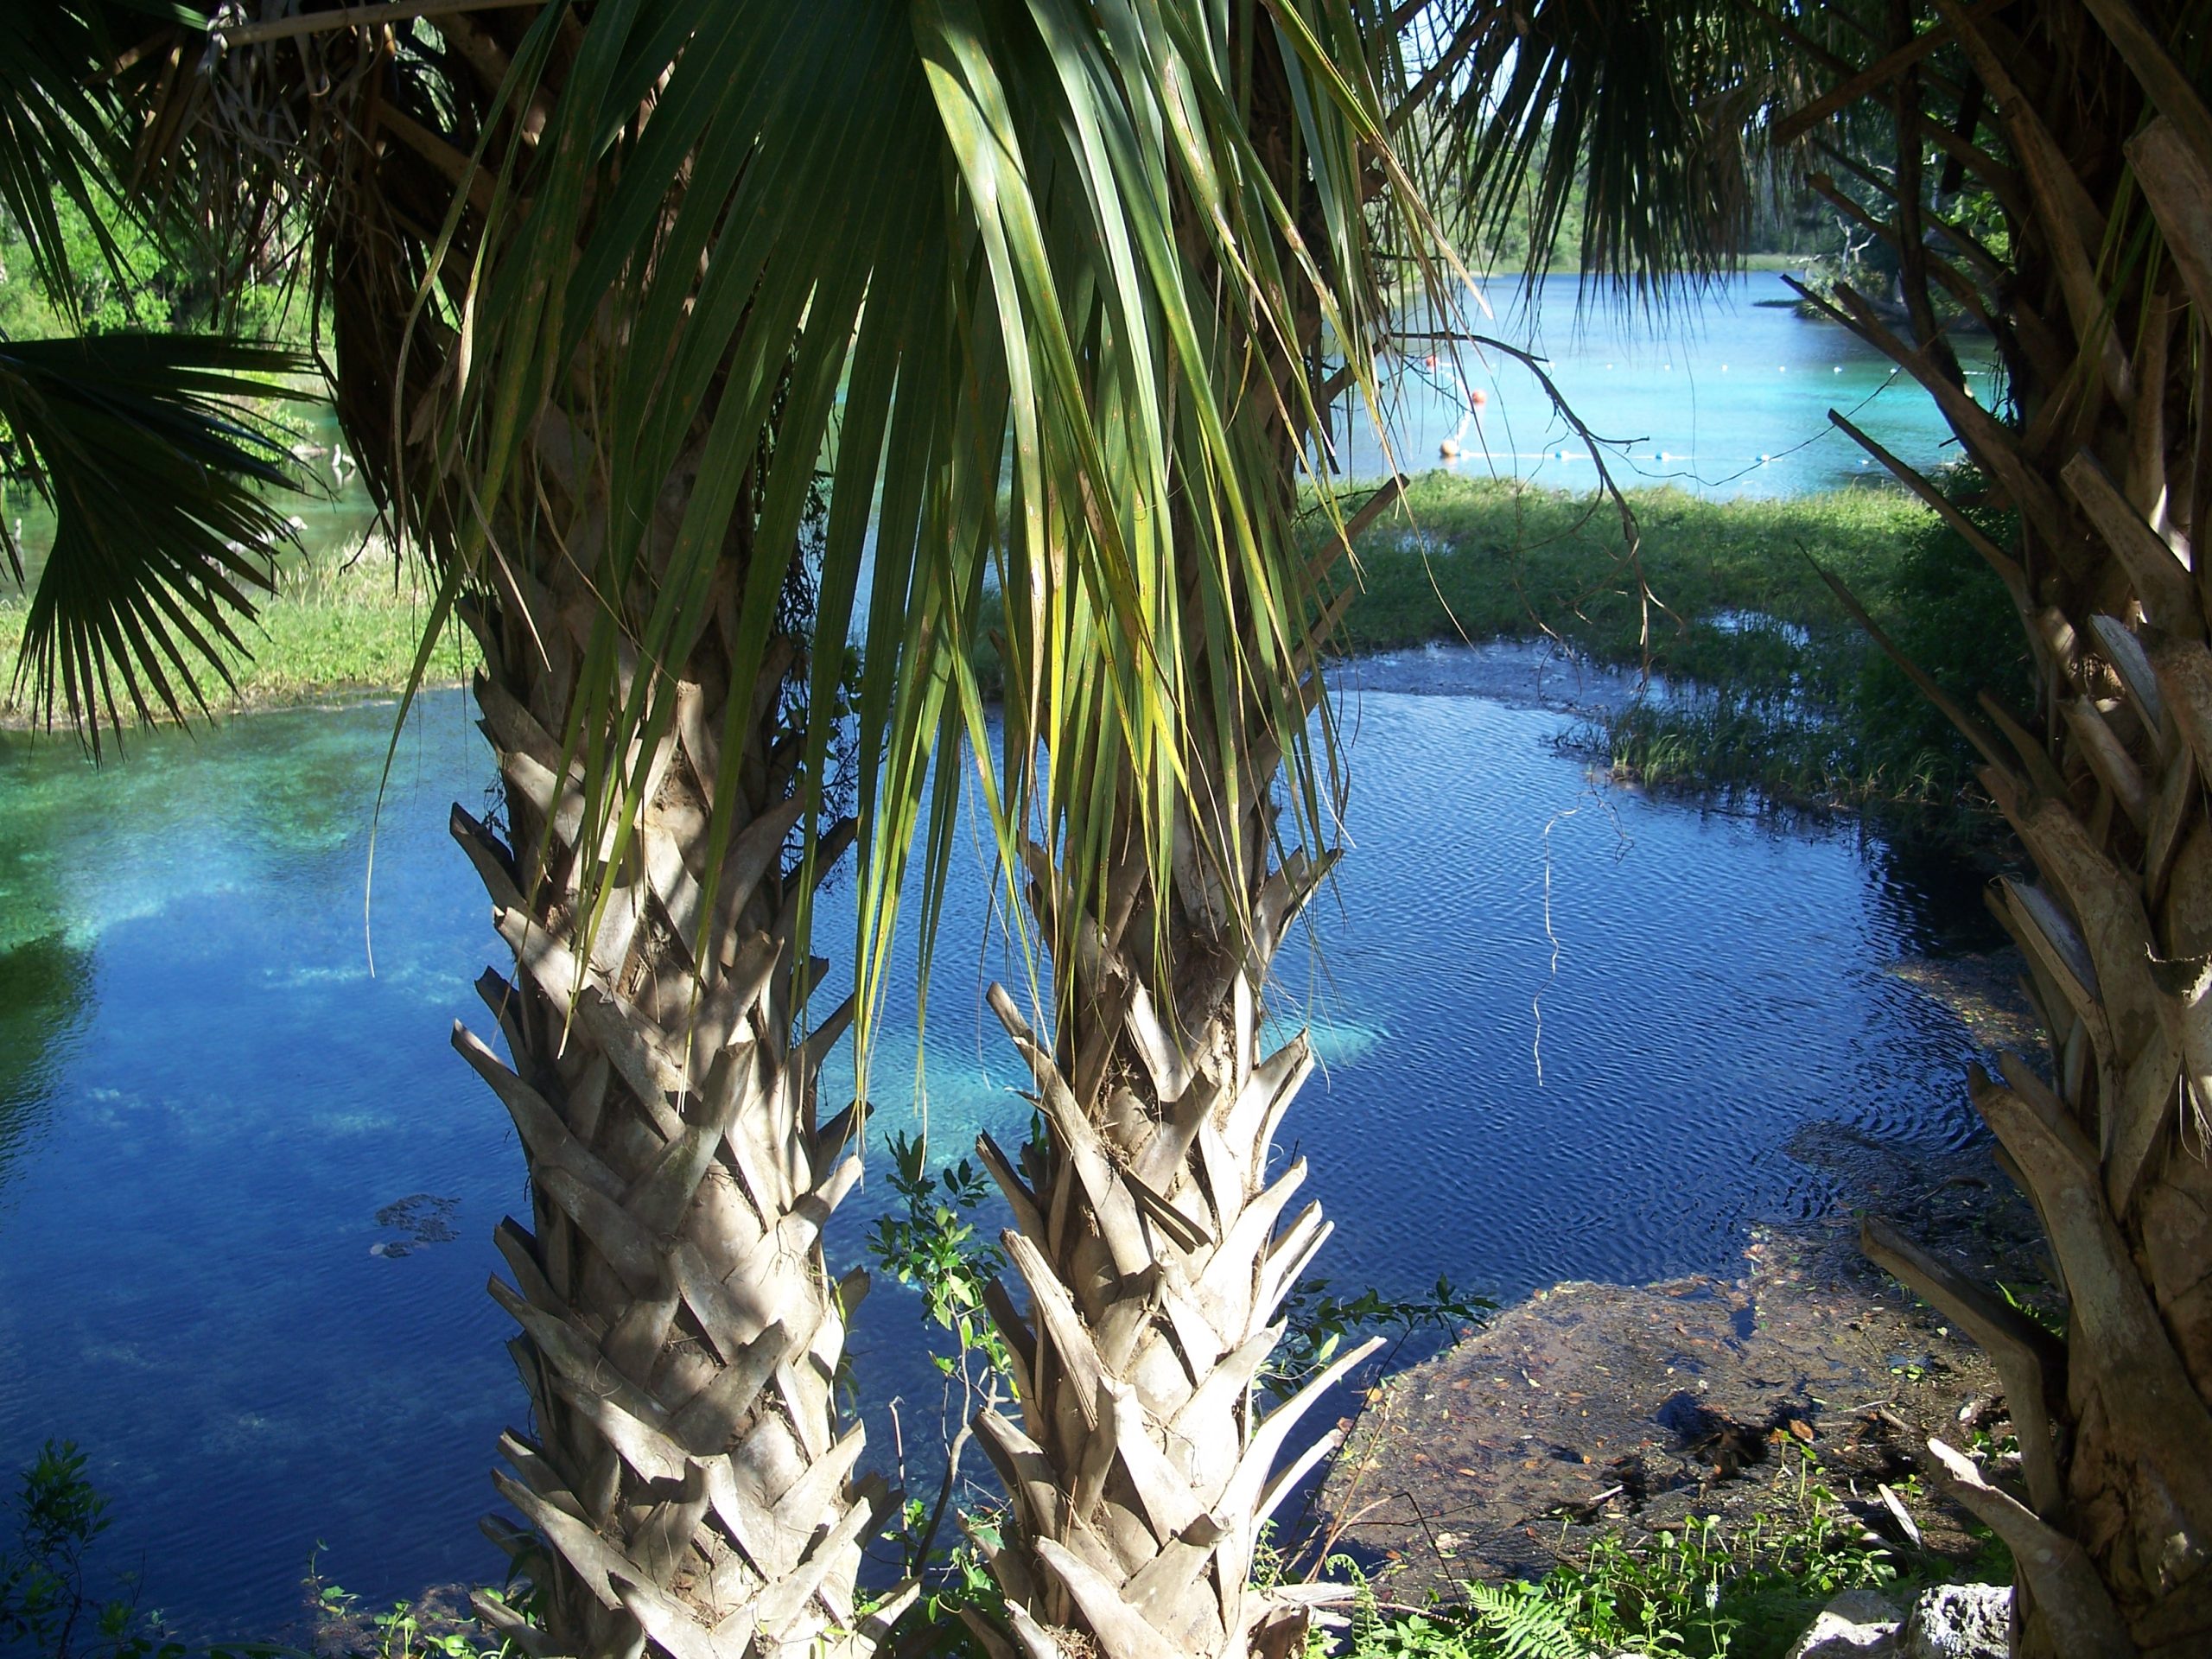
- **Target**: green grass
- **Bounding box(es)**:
[1337,471,1918,669]
[0,541,474,728]
[1323,469,2030,828]
[3,469,2024,842]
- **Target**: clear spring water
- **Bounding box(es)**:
[1329,271,1994,498]
[0,671,2003,1637]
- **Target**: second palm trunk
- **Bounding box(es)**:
[969,828,1372,1659]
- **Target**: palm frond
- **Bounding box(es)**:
[1395,0,1796,294]
[1,332,309,746]
[0,2,139,315]
[378,0,1415,1076]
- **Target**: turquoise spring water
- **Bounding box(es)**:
[1332,270,1992,497]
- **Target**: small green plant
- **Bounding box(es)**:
[1317,1563,1587,1657]
[866,1132,1020,1592]
[1996,1281,2064,1339]
[1458,1582,1586,1659]
[0,1440,173,1659]
[887,1510,1013,1658]
[1300,1438,1923,1659]
[302,1556,518,1659]
[867,1132,1011,1384]
[1521,1446,1904,1658]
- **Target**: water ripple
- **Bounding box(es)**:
[0,686,2012,1635]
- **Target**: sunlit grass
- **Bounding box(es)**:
[0,538,474,726]
[1324,470,2025,826]
[1331,470,1929,675]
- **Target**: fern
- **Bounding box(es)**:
[1460,1581,1591,1659]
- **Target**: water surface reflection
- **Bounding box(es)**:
[0,685,2000,1633]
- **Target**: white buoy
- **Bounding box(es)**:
[1834,365,1843,373]
[1759,454,1770,463]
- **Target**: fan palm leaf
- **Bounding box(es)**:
[1394,0,1796,291]
[1,0,313,747]
[2,333,308,741]
[0,1,139,315]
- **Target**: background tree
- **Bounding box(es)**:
[1414,1,2212,1652]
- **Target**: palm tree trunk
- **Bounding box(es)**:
[968,831,1372,1659]
[172,17,912,1651]
[448,452,909,1659]
[1789,4,2212,1653]
[957,22,1386,1653]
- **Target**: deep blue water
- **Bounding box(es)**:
[0,672,1999,1636]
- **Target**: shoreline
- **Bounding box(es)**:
[6,472,2005,836]
[0,671,470,737]
[1309,958,2050,1605]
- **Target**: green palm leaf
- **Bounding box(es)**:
[0,2,133,318]
[2,332,310,742]
[1399,0,1791,289]
[402,0,1415,1076]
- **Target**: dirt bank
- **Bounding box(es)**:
[1310,982,2056,1597]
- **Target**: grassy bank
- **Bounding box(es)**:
[1327,469,2027,829]
[3,472,2022,838]
[0,542,472,728]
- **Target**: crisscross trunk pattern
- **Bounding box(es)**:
[969,836,1370,1659]
[1780,3,2212,1653]
[446,460,906,1659]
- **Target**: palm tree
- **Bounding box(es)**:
[939,11,1441,1653]
[1414,1,2212,1651]
[10,4,1437,1655]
